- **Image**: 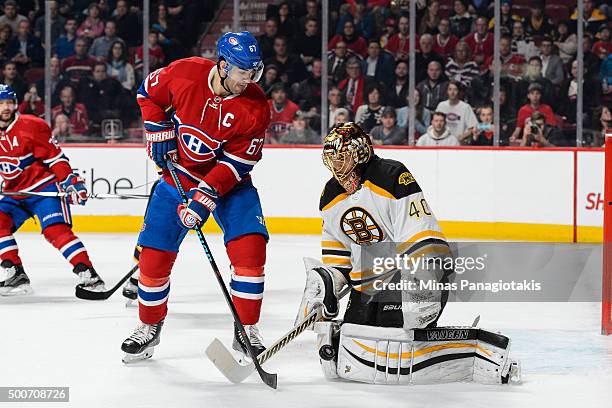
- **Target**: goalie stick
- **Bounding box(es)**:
[206,287,350,384]
[0,191,150,199]
[166,158,277,389]
[75,264,139,300]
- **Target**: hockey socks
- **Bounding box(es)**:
[138,247,176,325]
[43,223,92,267]
[0,213,21,266]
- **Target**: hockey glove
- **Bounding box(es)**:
[145,120,177,168]
[177,184,217,229]
[295,265,345,326]
[61,174,88,205]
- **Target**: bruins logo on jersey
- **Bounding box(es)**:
[398,171,415,186]
[340,207,383,244]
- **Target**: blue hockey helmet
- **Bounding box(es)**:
[217,31,264,83]
[0,84,17,104]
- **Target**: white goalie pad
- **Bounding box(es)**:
[334,323,519,385]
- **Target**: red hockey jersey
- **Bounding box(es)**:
[137,57,271,195]
[0,114,72,193]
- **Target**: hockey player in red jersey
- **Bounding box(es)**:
[0,85,105,296]
[121,31,271,362]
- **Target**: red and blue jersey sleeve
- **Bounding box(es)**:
[137,63,177,124]
[30,118,72,181]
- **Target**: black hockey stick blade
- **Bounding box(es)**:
[75,264,139,300]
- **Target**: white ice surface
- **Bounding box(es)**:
[1,233,611,408]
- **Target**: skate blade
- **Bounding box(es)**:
[78,283,106,293]
[0,284,33,296]
[124,299,137,308]
[122,348,154,364]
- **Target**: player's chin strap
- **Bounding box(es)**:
[216,61,234,95]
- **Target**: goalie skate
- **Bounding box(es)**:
[0,260,32,296]
[121,320,164,364]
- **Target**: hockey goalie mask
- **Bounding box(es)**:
[322,122,373,194]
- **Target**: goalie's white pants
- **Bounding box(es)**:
[315,322,520,385]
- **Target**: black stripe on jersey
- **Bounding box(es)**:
[322,249,351,257]
[361,156,422,199]
[319,177,346,211]
[400,238,449,258]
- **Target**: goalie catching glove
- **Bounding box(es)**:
[295,258,347,325]
[60,174,88,205]
[177,183,217,229]
[145,120,177,168]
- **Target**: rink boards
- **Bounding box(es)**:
[17,145,604,243]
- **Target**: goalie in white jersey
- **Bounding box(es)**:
[296,123,520,385]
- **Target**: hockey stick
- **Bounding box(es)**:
[206,287,350,384]
[0,191,149,199]
[75,263,139,300]
[166,158,278,389]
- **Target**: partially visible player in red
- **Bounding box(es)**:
[0,84,105,296]
[121,31,271,363]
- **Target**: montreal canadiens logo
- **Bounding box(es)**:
[178,125,222,162]
[228,37,238,45]
[0,156,22,180]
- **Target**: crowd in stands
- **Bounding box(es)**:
[259,0,611,147]
[0,0,210,141]
[1,0,609,146]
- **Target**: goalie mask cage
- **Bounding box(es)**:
[604,130,612,335]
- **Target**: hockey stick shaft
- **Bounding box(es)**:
[166,159,277,389]
[0,191,149,199]
[75,263,139,300]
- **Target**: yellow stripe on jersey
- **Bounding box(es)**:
[322,256,352,265]
[321,240,347,249]
[396,229,447,254]
[362,180,395,199]
[321,192,349,211]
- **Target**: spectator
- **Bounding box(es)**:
[582,34,604,82]
[362,39,394,87]
[106,40,135,91]
[78,62,128,127]
[52,113,71,140]
[520,111,563,147]
[294,17,321,66]
[328,87,350,130]
[449,0,472,39]
[539,37,565,87]
[355,85,384,132]
[593,24,612,61]
[36,56,70,106]
[265,36,307,86]
[371,106,406,145]
[7,20,44,73]
[416,34,445,83]
[328,20,367,58]
[497,87,517,144]
[592,103,611,147]
[385,15,414,61]
[488,0,521,35]
[338,57,370,115]
[525,1,554,39]
[487,33,526,80]
[55,18,77,61]
[419,0,441,36]
[350,1,376,40]
[293,58,322,111]
[299,0,321,29]
[257,18,278,61]
[89,21,125,61]
[463,16,494,69]
[511,20,539,60]
[0,24,11,66]
[62,37,97,84]
[276,2,297,40]
[52,85,89,136]
[328,41,349,84]
[17,83,44,116]
[602,53,612,97]
[112,0,141,47]
[554,20,577,63]
[258,64,281,96]
[468,105,494,145]
[152,2,184,62]
[570,0,607,37]
[1,61,27,101]
[446,42,480,91]
[417,61,449,111]
[0,0,27,34]
[435,80,478,143]
[515,56,555,108]
[279,111,320,144]
[34,0,64,43]
[333,107,350,127]
[77,3,104,41]
[266,83,300,143]
[417,111,460,146]
[433,18,459,62]
[510,82,557,143]
[397,88,432,136]
[134,29,165,75]
[379,17,397,49]
[561,59,602,125]
[388,60,409,108]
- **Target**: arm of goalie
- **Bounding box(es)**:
[295,257,348,326]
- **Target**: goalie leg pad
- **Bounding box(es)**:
[333,323,517,385]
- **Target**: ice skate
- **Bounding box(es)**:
[73,263,105,292]
[0,260,32,296]
[233,322,266,361]
[122,273,138,306]
[121,320,164,364]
